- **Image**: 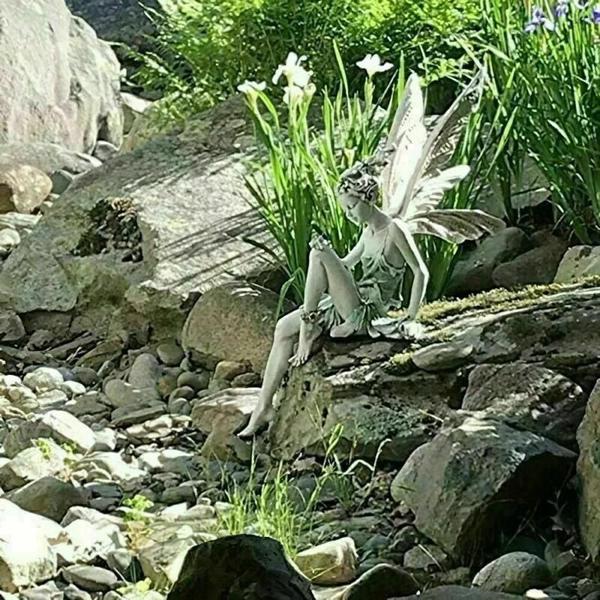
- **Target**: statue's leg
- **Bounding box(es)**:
[237,309,302,438]
[291,246,362,366]
[239,248,361,438]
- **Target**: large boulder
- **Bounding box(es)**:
[577,380,600,562]
[462,363,586,447]
[0,0,122,153]
[0,97,271,339]
[269,339,459,462]
[391,416,575,561]
[167,535,315,600]
[270,285,600,464]
[182,282,287,373]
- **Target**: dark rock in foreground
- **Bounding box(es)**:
[167,535,316,600]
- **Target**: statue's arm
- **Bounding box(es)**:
[341,235,365,269]
[390,220,429,319]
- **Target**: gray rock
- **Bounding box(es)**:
[176,371,210,392]
[0,143,101,178]
[65,0,159,50]
[183,282,288,374]
[0,229,21,257]
[0,165,52,214]
[66,392,111,419]
[412,339,473,371]
[0,441,68,490]
[403,544,449,572]
[168,397,191,416]
[0,311,25,342]
[446,227,529,296]
[472,552,553,594]
[555,245,600,283]
[93,141,119,162]
[0,0,122,153]
[4,410,96,457]
[462,363,586,447]
[104,379,159,408]
[391,416,575,561]
[400,586,521,599]
[57,517,125,564]
[157,341,185,367]
[138,449,194,476]
[61,380,87,397]
[23,367,64,393]
[0,98,269,340]
[111,404,166,428]
[121,92,154,135]
[63,565,118,592]
[77,452,146,491]
[128,353,162,391]
[0,499,60,592]
[295,537,358,585]
[492,232,567,289]
[20,581,63,600]
[340,563,419,599]
[577,381,600,562]
[270,350,457,462]
[9,476,89,522]
[37,389,70,410]
[63,584,92,600]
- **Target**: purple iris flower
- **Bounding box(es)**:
[555,0,570,17]
[593,3,600,21]
[525,6,557,31]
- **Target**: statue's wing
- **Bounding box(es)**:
[401,165,471,221]
[405,209,505,244]
[396,69,487,220]
[380,73,427,216]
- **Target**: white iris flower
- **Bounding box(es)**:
[356,54,393,77]
[273,52,313,88]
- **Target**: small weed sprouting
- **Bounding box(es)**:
[122,495,155,555]
[33,438,53,460]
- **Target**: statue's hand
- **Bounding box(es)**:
[310,234,331,252]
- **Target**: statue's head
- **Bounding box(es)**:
[337,160,380,225]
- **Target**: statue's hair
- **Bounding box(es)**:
[337,147,393,205]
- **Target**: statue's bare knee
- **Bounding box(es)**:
[274,311,301,340]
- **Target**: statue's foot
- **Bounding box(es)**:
[237,405,274,439]
[289,320,321,367]
[330,319,357,338]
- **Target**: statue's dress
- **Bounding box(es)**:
[317,226,406,337]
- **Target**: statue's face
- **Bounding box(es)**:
[339,191,371,225]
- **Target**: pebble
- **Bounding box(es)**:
[157,341,185,366]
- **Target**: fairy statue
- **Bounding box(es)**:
[237,69,504,438]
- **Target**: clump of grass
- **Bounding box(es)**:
[217,425,385,558]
